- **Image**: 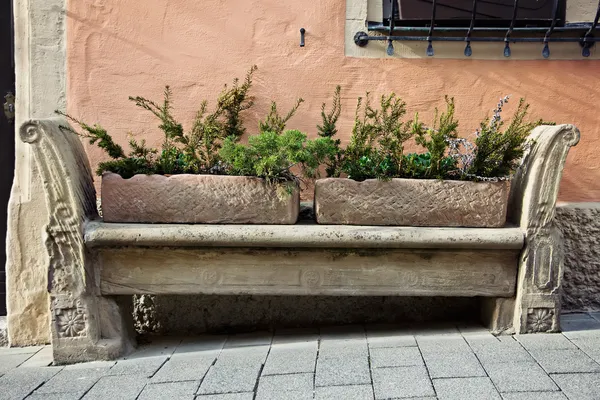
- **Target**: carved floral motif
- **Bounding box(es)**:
[301,270,321,288]
[526,308,554,333]
[56,306,86,338]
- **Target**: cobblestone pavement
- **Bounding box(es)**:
[1,313,600,400]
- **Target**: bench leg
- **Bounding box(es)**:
[481,297,516,334]
[50,294,135,364]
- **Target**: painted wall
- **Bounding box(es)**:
[67,0,600,202]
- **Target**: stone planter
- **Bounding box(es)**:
[314,178,510,227]
[101,172,299,224]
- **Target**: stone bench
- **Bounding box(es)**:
[19,118,580,364]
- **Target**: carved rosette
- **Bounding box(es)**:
[526,308,554,333]
[301,270,322,288]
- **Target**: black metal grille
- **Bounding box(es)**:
[354,0,600,58]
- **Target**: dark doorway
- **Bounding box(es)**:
[0,1,16,316]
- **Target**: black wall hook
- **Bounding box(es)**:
[300,28,306,47]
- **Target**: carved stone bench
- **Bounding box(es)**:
[19,118,580,364]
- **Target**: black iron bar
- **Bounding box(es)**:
[542,0,561,58]
[368,24,599,33]
[464,0,479,56]
[387,0,397,55]
[357,35,597,43]
[581,1,600,56]
[427,0,438,56]
[504,0,519,57]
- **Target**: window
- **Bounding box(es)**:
[381,0,566,27]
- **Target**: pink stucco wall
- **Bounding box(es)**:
[67,0,600,202]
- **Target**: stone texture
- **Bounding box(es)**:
[138,381,199,400]
[0,317,7,347]
[82,375,148,399]
[422,351,487,378]
[0,366,63,400]
[530,349,600,373]
[107,356,168,377]
[501,393,567,400]
[551,373,600,400]
[314,385,374,400]
[262,342,317,375]
[433,377,501,400]
[372,366,435,399]
[33,366,110,397]
[483,362,559,392]
[101,173,300,224]
[369,346,423,368]
[150,355,215,383]
[315,341,371,387]
[256,373,314,400]
[555,203,600,312]
[314,178,510,227]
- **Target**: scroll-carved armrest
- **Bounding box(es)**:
[20,118,131,364]
[506,124,580,333]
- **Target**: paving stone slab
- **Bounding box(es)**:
[315,346,371,387]
[107,355,168,377]
[18,345,53,368]
[314,384,374,400]
[515,334,577,351]
[422,350,486,378]
[370,346,424,368]
[561,313,595,322]
[262,342,317,375]
[531,349,600,373]
[366,324,417,348]
[433,377,502,400]
[484,362,559,393]
[0,353,35,375]
[417,336,472,354]
[590,312,600,322]
[123,337,182,360]
[0,345,44,356]
[320,325,366,341]
[471,341,534,365]
[63,361,116,370]
[151,355,216,383]
[572,337,600,363]
[372,366,435,399]
[500,392,568,400]
[256,373,314,400]
[195,394,254,400]
[26,392,82,400]
[0,367,62,400]
[216,346,270,365]
[138,380,199,400]
[561,319,600,333]
[551,373,600,400]
[34,366,110,396]
[224,332,273,349]
[197,360,262,395]
[173,336,226,359]
[82,375,149,399]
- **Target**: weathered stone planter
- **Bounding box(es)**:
[101,172,299,224]
[314,178,511,227]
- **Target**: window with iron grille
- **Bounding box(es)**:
[353,0,599,57]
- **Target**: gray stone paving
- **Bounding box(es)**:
[1,312,600,399]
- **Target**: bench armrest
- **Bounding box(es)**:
[508,124,580,231]
[505,124,580,334]
[20,118,132,363]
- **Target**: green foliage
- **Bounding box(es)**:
[219,129,336,193]
[468,97,549,179]
[340,92,413,180]
[56,66,258,178]
[410,96,459,179]
[259,98,304,135]
[317,86,343,177]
